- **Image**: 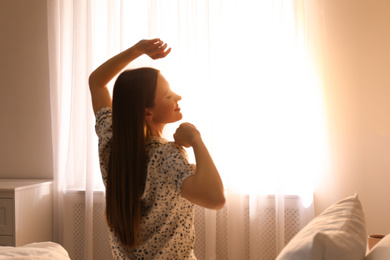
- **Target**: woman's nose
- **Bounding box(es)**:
[176,93,182,101]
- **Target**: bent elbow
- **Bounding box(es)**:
[209,193,226,210]
[88,74,97,89]
[215,197,226,210]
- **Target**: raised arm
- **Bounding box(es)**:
[89,39,171,115]
[174,123,226,210]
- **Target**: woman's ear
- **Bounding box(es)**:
[145,108,153,121]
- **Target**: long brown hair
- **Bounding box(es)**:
[106,67,159,248]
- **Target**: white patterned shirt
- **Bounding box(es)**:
[95,107,196,259]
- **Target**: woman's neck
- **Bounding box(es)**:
[146,123,165,137]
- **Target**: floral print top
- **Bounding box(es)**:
[95,107,196,259]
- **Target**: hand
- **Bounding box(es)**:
[173,123,201,148]
[135,38,172,60]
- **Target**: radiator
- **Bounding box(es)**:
[63,192,301,260]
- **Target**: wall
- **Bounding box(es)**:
[0,0,52,179]
[312,0,390,235]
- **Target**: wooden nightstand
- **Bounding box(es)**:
[0,179,53,246]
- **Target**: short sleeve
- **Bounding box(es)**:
[95,107,112,184]
[162,143,196,195]
[95,107,112,138]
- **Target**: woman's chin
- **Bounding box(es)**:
[175,113,183,121]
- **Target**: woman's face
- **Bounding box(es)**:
[147,73,182,125]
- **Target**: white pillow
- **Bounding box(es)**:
[365,234,390,260]
[276,194,366,260]
[0,242,70,260]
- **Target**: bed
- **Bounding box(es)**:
[2,195,389,260]
[0,242,70,260]
[275,193,390,260]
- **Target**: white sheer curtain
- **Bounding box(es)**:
[47,0,326,259]
[47,1,98,259]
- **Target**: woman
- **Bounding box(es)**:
[89,38,225,259]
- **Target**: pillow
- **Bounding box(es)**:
[0,242,70,260]
[276,194,366,260]
[365,234,390,260]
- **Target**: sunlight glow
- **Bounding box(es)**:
[90,0,326,200]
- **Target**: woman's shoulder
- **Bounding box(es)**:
[160,141,185,152]
[96,106,112,119]
[160,142,189,161]
[147,138,186,157]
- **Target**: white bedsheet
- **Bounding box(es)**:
[0,242,70,260]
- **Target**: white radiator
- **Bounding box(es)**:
[63,192,301,260]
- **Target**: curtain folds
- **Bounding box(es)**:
[47,2,97,259]
[47,0,325,259]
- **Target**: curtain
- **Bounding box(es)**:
[47,0,326,259]
[47,1,98,259]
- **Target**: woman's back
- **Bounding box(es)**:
[96,107,197,259]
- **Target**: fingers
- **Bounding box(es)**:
[150,39,165,50]
[180,122,196,129]
[173,123,199,148]
[152,39,164,48]
[140,38,172,60]
[151,48,171,60]
[152,47,171,59]
[152,42,167,53]
[152,40,170,57]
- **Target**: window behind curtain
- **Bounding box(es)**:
[60,0,326,202]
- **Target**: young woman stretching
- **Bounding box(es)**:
[89,38,225,259]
